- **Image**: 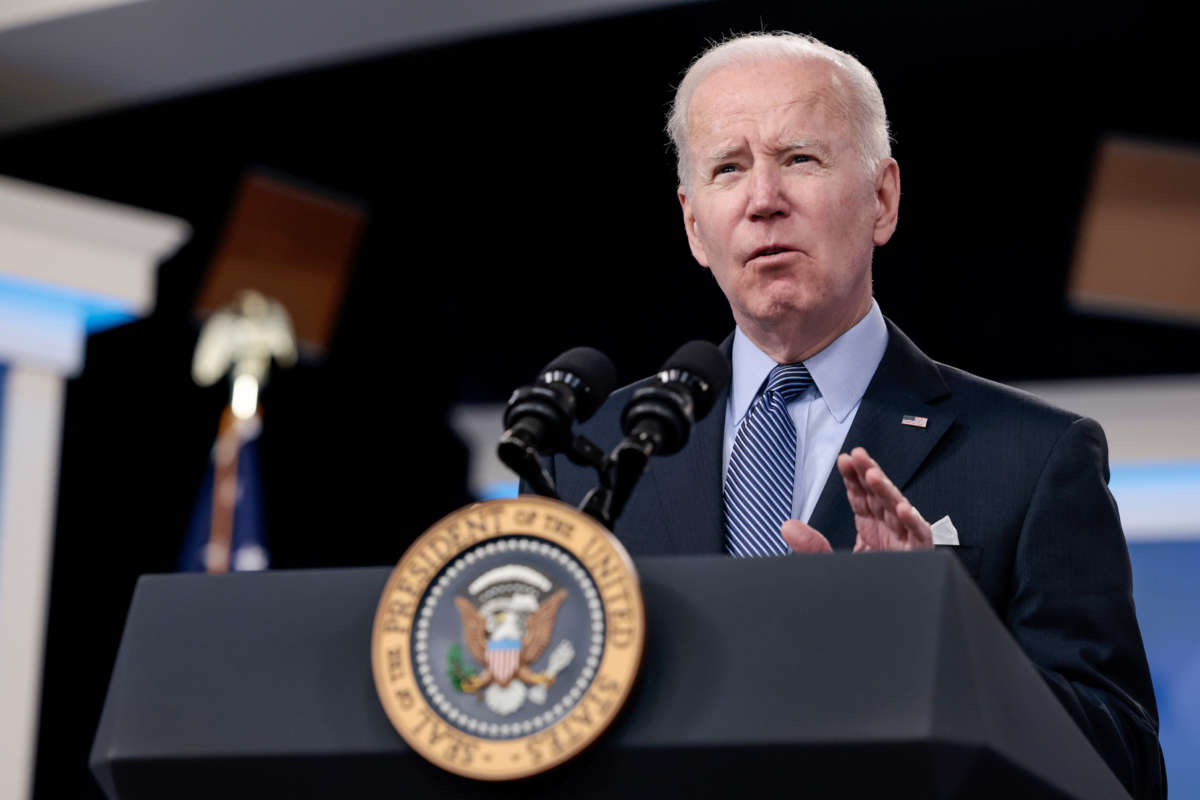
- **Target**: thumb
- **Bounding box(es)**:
[780,519,834,554]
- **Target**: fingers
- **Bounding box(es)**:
[840,449,899,521]
[837,453,871,517]
[839,452,882,550]
[841,447,933,551]
[780,519,834,554]
[895,499,933,549]
[863,464,908,540]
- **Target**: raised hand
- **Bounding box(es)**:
[779,447,932,554]
[838,447,932,552]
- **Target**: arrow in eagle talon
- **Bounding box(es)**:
[529,641,575,704]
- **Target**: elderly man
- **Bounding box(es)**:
[549,32,1164,797]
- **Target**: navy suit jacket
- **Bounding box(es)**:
[549,319,1165,798]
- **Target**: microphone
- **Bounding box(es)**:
[585,341,729,526]
[619,340,730,457]
[498,347,618,497]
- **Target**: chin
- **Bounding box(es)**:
[749,289,827,322]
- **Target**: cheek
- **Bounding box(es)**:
[689,225,724,271]
[840,182,880,229]
[815,196,875,253]
[694,196,739,245]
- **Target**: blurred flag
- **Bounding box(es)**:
[179,406,269,572]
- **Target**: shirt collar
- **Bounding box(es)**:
[729,299,889,424]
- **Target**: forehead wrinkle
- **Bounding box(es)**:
[703,141,747,164]
[757,93,850,162]
[694,89,847,145]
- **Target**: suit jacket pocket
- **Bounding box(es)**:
[937,544,982,581]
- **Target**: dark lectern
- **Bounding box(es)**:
[90,551,1128,799]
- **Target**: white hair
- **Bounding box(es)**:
[667,32,892,187]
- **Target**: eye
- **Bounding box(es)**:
[715,163,738,175]
[790,154,814,165]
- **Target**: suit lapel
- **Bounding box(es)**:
[808,320,956,551]
[642,334,732,555]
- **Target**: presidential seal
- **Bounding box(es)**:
[371,496,644,780]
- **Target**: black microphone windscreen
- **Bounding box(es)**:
[661,340,731,416]
[540,346,618,422]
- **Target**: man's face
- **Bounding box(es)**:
[678,57,898,349]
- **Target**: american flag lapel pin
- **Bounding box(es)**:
[901,415,928,428]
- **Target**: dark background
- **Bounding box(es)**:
[3,0,1198,796]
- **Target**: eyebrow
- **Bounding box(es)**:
[703,144,746,165]
[772,138,829,155]
[703,138,831,165]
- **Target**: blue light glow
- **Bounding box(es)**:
[0,273,137,334]
[1110,461,1200,490]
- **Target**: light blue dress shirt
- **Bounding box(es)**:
[722,300,889,524]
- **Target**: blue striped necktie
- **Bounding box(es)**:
[724,363,814,557]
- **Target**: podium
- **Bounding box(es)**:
[90,550,1128,798]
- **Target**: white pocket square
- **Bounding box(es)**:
[931,515,960,546]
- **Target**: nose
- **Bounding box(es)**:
[746,163,789,221]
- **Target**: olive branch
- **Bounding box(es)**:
[446,642,478,693]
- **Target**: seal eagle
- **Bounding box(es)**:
[454,587,567,692]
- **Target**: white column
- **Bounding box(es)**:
[0,368,64,800]
[0,174,189,800]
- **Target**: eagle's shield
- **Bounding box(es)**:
[486,638,521,685]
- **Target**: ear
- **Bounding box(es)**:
[678,186,711,268]
[871,158,900,246]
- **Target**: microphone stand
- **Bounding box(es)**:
[578,432,657,530]
[497,430,558,498]
[498,430,610,505]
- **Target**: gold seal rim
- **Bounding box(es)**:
[371,496,645,781]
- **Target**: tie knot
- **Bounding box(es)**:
[765,362,812,403]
